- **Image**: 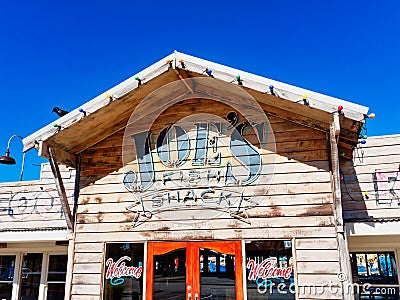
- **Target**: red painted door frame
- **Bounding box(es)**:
[146,241,243,299]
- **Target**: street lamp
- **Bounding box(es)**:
[0,135,26,181]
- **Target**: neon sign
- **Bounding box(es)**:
[247,257,292,281]
[105,256,142,286]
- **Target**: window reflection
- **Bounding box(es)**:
[200,248,236,299]
[19,253,42,300]
[351,252,399,299]
[104,243,144,300]
[245,240,294,299]
[0,255,15,300]
[153,249,186,300]
[47,255,68,300]
[351,252,398,284]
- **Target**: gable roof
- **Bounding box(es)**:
[22,51,369,165]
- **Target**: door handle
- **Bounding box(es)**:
[188,293,192,300]
[195,293,198,300]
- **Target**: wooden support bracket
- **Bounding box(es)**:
[39,141,77,168]
[329,122,354,300]
[48,146,74,231]
[333,112,341,137]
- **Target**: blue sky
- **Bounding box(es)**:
[1,0,399,182]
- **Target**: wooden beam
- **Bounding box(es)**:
[64,238,75,300]
[333,113,340,136]
[46,71,178,156]
[329,123,354,300]
[72,154,81,224]
[39,141,77,168]
[48,146,74,231]
[173,69,194,93]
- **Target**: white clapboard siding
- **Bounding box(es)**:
[0,163,75,231]
[71,108,343,299]
[340,135,400,221]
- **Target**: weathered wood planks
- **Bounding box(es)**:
[70,97,345,299]
[0,164,75,228]
[341,135,400,221]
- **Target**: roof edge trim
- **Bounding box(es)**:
[23,50,369,152]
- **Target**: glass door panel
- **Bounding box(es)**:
[0,284,13,300]
[147,241,242,300]
[0,255,15,300]
[153,248,186,300]
[47,255,68,300]
[19,253,43,300]
[147,242,188,300]
[200,248,236,299]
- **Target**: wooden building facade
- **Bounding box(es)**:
[6,51,390,300]
[342,135,400,299]
[0,163,75,300]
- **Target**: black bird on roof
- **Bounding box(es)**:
[52,106,69,117]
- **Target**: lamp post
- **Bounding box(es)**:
[0,135,26,181]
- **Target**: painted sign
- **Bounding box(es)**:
[122,78,276,226]
[0,188,71,220]
[105,256,142,286]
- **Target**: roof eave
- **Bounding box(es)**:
[22,52,175,152]
[23,50,369,153]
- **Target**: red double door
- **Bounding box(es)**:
[146,241,243,299]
